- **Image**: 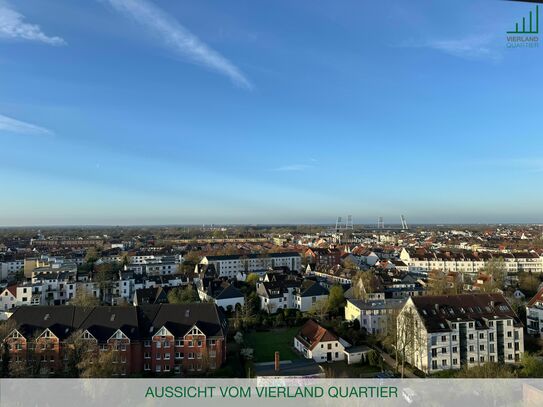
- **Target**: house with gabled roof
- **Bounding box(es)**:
[3,303,227,376]
[294,319,348,362]
[294,280,329,312]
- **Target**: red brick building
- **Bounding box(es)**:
[1,303,227,376]
[305,247,342,268]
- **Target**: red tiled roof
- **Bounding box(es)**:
[528,287,543,307]
[296,319,338,350]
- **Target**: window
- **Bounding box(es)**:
[441,348,446,354]
[452,346,458,353]
[164,353,170,360]
[441,336,446,342]
[144,352,151,359]
[452,335,457,341]
[480,345,484,351]
[156,341,161,348]
[164,365,170,372]
[156,353,161,360]
[156,365,161,373]
[175,340,182,347]
[188,352,194,359]
[164,341,170,348]
[453,358,458,365]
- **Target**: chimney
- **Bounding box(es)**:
[274,351,280,373]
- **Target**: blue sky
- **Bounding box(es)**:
[0,0,542,226]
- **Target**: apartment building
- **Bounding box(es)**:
[0,259,24,281]
[200,252,302,278]
[397,293,524,374]
[256,278,301,313]
[526,287,543,337]
[344,298,405,335]
[304,248,342,268]
[400,248,543,275]
[2,303,227,376]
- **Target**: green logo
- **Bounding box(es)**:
[507,5,539,34]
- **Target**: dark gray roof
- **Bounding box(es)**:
[8,303,227,341]
[254,359,324,377]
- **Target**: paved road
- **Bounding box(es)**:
[378,349,418,378]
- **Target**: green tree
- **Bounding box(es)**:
[327,285,345,315]
[455,362,516,378]
[309,299,329,321]
[1,342,10,378]
[519,353,543,378]
[367,349,381,367]
[480,258,507,290]
[70,289,100,307]
[352,271,378,299]
[78,345,122,378]
[167,285,199,304]
[246,273,260,286]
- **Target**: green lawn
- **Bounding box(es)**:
[244,327,302,363]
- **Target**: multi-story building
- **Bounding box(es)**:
[293,280,329,312]
[0,258,24,281]
[344,298,405,335]
[400,248,543,275]
[526,287,543,337]
[397,293,524,374]
[256,278,301,313]
[304,248,342,269]
[2,303,227,376]
[200,252,301,278]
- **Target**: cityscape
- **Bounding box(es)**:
[1,3,543,404]
[1,222,543,379]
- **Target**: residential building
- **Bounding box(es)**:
[2,303,227,376]
[344,298,405,335]
[200,252,301,278]
[294,319,348,362]
[526,287,543,337]
[397,293,524,374]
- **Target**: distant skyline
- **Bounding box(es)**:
[1,0,542,226]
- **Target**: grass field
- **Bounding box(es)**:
[244,327,302,363]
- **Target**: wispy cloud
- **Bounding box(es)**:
[103,0,252,89]
[403,35,500,61]
[0,114,53,136]
[0,1,66,46]
[272,164,313,172]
